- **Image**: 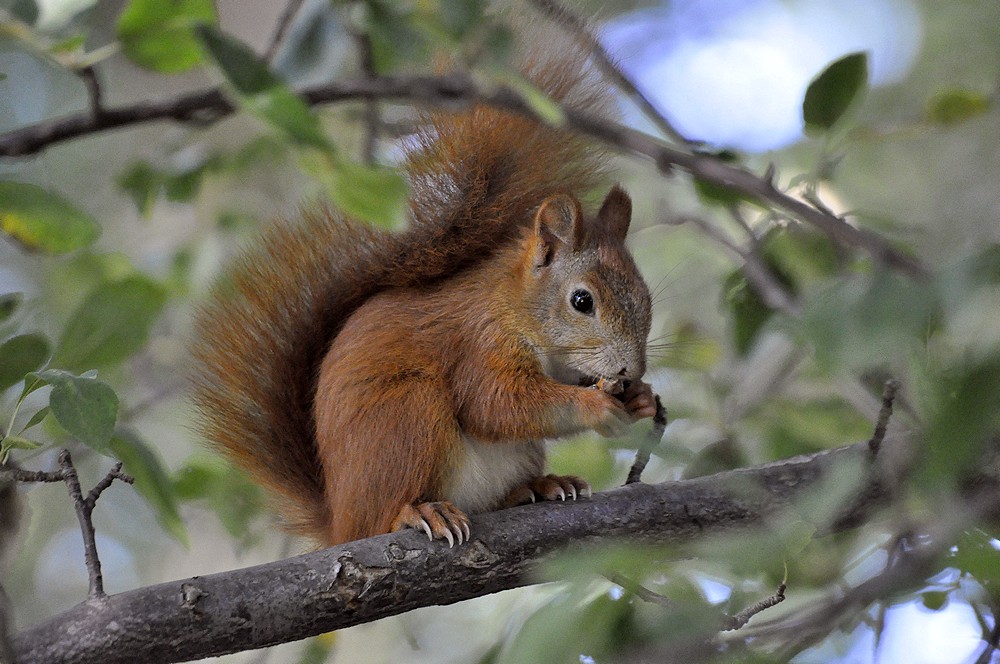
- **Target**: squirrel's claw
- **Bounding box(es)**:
[391,501,471,547]
[504,474,591,507]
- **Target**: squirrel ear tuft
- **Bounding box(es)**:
[597,185,632,241]
[533,193,584,266]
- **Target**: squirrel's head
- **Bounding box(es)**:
[520,186,652,388]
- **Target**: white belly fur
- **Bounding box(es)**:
[444,437,545,514]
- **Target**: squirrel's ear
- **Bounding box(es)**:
[597,185,632,241]
[533,193,584,267]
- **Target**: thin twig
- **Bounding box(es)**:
[6,450,133,599]
[58,450,106,598]
[0,465,64,483]
[263,0,306,63]
[974,604,1000,664]
[348,1,381,164]
[973,602,1000,664]
[529,0,690,146]
[626,395,667,484]
[607,573,676,608]
[0,583,12,664]
[746,491,1000,659]
[723,582,787,630]
[868,379,899,456]
[728,204,760,243]
[673,214,800,315]
[77,65,104,120]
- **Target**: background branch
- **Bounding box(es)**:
[527,0,690,145]
[347,1,381,164]
[0,73,924,277]
[667,213,800,315]
[263,0,306,63]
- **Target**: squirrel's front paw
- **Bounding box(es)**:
[503,474,591,507]
[581,389,632,437]
[391,501,471,547]
[620,380,656,420]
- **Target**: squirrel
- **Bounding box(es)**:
[191,41,656,548]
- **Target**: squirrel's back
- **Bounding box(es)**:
[191,39,616,540]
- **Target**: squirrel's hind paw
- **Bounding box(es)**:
[391,501,471,547]
[504,474,591,507]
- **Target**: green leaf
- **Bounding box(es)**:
[296,635,336,664]
[117,162,161,217]
[0,435,41,463]
[49,35,86,55]
[110,430,188,545]
[196,25,331,151]
[117,0,216,73]
[364,0,429,73]
[173,456,264,541]
[0,293,22,323]
[0,181,100,254]
[954,530,1000,599]
[926,89,991,126]
[503,591,635,664]
[21,405,50,432]
[921,591,949,611]
[683,437,748,479]
[10,0,39,25]
[436,0,486,37]
[691,151,760,207]
[328,161,408,228]
[761,398,873,460]
[923,356,1000,486]
[803,269,937,371]
[53,277,167,372]
[0,333,50,392]
[722,242,795,357]
[163,168,204,202]
[803,52,869,134]
[1,435,41,451]
[31,369,118,453]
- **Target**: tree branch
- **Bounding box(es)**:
[667,213,800,315]
[626,395,667,484]
[13,441,894,664]
[0,583,12,664]
[263,0,307,63]
[347,1,381,164]
[3,450,134,599]
[0,73,924,276]
[527,0,691,145]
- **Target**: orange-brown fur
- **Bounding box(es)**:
[191,42,652,546]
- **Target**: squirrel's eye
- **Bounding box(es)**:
[570,289,594,315]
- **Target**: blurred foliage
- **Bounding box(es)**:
[1,0,1000,663]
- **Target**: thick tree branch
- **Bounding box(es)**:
[13,441,893,664]
[0,73,923,275]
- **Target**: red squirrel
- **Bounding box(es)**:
[191,46,656,547]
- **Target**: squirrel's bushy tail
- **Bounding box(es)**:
[190,39,615,541]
